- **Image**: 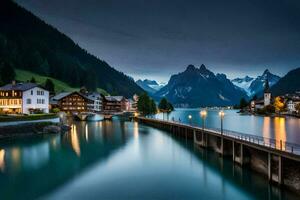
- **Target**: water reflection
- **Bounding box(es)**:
[263,117,271,144]
[0,119,298,200]
[133,121,139,139]
[0,149,5,171]
[274,117,287,150]
[22,142,49,170]
[70,124,81,157]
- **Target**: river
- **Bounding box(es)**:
[0,111,299,199]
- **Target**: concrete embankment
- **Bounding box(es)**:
[0,122,70,140]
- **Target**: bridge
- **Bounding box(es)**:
[74,111,134,121]
[135,116,300,190]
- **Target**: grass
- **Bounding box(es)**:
[15,69,109,95]
[15,69,77,93]
[0,113,58,122]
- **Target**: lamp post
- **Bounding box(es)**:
[219,110,225,135]
[200,110,207,132]
[188,115,192,125]
[200,110,207,146]
[219,110,225,155]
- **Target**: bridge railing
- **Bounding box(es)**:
[143,116,300,155]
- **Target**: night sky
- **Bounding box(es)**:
[16,0,300,83]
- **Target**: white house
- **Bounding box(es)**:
[86,92,102,112]
[287,99,300,114]
[0,81,49,114]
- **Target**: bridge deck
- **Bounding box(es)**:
[136,117,300,161]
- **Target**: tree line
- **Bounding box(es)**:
[137,93,174,116]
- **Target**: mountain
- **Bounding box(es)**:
[136,79,165,94]
[270,67,300,96]
[231,69,280,97]
[231,76,254,96]
[155,64,248,107]
[0,0,143,97]
[248,69,280,96]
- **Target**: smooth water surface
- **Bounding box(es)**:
[0,118,299,199]
[156,109,300,144]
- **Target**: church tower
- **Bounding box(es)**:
[264,79,271,106]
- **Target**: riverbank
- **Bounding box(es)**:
[0,122,70,140]
[238,110,300,119]
[0,113,58,122]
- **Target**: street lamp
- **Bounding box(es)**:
[188,115,192,125]
[200,110,207,132]
[219,110,225,134]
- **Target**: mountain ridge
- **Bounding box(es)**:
[0,0,143,97]
[155,64,248,107]
[231,69,280,97]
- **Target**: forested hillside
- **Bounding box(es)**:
[0,0,143,97]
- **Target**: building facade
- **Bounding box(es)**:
[102,95,129,113]
[86,92,102,112]
[0,82,49,114]
[50,91,92,113]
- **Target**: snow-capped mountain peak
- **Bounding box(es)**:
[231,69,280,97]
[136,79,165,94]
[231,76,254,95]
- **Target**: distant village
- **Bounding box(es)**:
[0,79,299,120]
[0,80,139,117]
[245,79,300,117]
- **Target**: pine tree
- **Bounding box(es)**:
[44,78,55,93]
[30,77,36,83]
[0,60,15,85]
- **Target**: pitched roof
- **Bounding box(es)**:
[104,96,126,102]
[0,83,41,91]
[51,92,72,100]
[51,91,94,102]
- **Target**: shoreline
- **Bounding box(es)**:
[0,121,70,140]
[238,111,300,119]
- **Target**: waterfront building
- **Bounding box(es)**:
[264,79,271,106]
[130,94,139,112]
[102,95,129,113]
[286,98,300,113]
[50,91,92,114]
[86,92,102,112]
[0,81,49,114]
[251,79,272,111]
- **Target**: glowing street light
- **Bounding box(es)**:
[219,110,225,134]
[188,115,192,125]
[200,110,207,132]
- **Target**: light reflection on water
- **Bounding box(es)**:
[0,117,298,199]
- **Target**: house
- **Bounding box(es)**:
[130,94,139,112]
[102,95,129,113]
[0,81,49,114]
[50,91,93,114]
[286,98,300,114]
[86,92,102,112]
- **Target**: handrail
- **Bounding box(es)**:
[140,117,300,155]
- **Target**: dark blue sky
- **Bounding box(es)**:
[16,0,300,82]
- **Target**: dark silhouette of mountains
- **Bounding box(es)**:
[0,0,143,97]
[270,67,300,96]
[155,64,248,107]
